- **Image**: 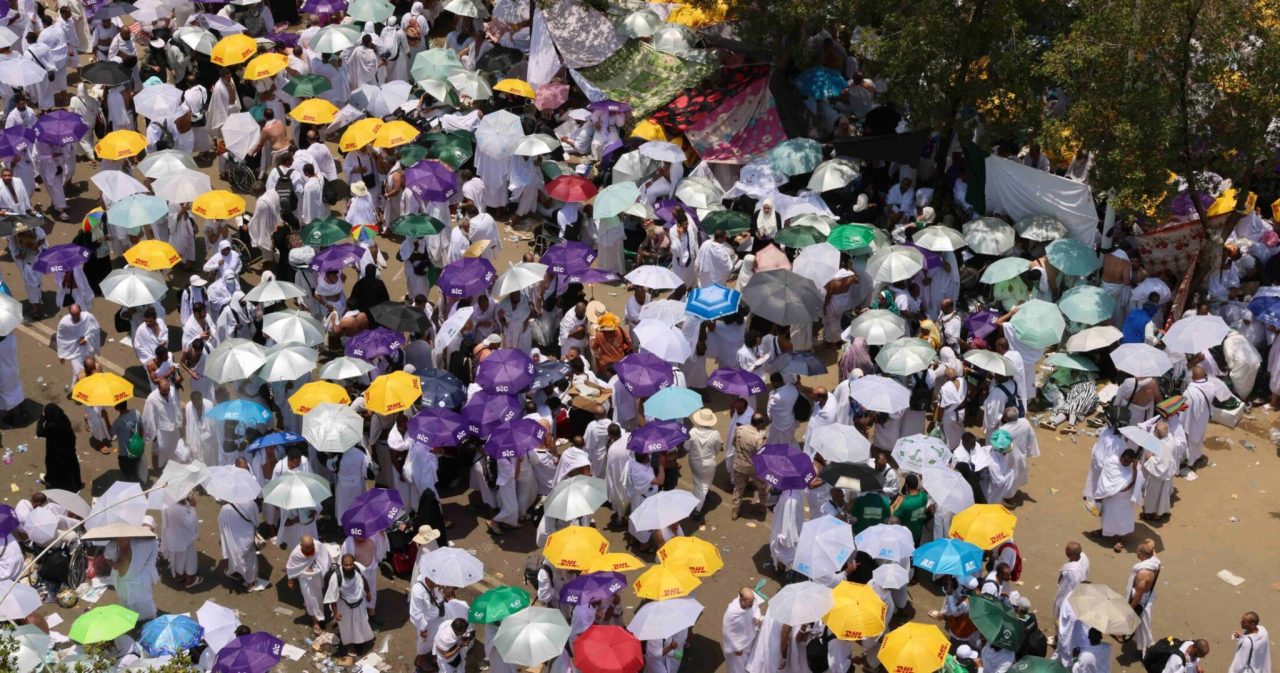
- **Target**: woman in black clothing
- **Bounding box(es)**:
[37,404,83,492]
[415,488,450,548]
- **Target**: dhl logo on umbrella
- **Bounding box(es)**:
[194,203,244,218]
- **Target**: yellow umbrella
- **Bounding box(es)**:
[72,373,134,406]
[289,381,351,415]
[633,564,701,600]
[879,623,949,673]
[244,53,289,80]
[124,240,182,270]
[655,536,723,577]
[365,371,422,415]
[339,118,385,152]
[824,582,887,641]
[373,120,420,149]
[211,34,258,66]
[630,119,667,142]
[95,130,147,160]
[192,190,247,219]
[949,504,1018,550]
[584,552,647,574]
[290,98,340,124]
[543,526,608,570]
[667,1,727,26]
[494,78,535,99]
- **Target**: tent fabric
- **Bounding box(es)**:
[685,76,785,164]
[984,156,1098,246]
[525,7,562,87]
[577,42,716,120]
[650,64,770,132]
[1132,219,1207,281]
[831,130,934,168]
[541,0,626,69]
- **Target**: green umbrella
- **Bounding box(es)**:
[1009,657,1069,673]
[1058,286,1115,325]
[70,605,139,644]
[400,144,431,166]
[1046,352,1099,372]
[1010,299,1066,349]
[875,337,938,376]
[980,257,1031,284]
[827,224,878,251]
[425,131,475,169]
[347,0,395,22]
[1046,238,1101,276]
[767,138,823,176]
[594,182,641,219]
[700,210,751,235]
[411,49,464,82]
[391,214,444,238]
[425,130,475,150]
[283,74,332,98]
[968,595,1026,651]
[469,586,532,624]
[774,225,827,249]
[300,218,351,247]
[419,77,461,106]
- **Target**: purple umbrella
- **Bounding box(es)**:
[587,99,631,113]
[0,504,17,538]
[463,392,522,437]
[35,111,88,146]
[964,308,1002,343]
[213,632,284,673]
[540,241,597,276]
[345,326,406,360]
[438,257,496,299]
[406,408,471,447]
[655,199,700,229]
[340,488,404,537]
[0,126,34,159]
[484,418,548,459]
[614,352,675,397]
[309,242,364,273]
[559,571,627,606]
[475,348,536,393]
[563,268,622,286]
[752,444,817,491]
[405,159,458,202]
[707,367,766,398]
[33,243,90,274]
[1170,191,1213,218]
[0,0,9,19]
[267,31,301,47]
[905,243,942,271]
[301,0,346,12]
[626,420,688,454]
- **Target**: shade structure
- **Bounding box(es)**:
[469,586,531,624]
[544,526,609,570]
[875,337,937,375]
[632,563,701,600]
[1046,237,1101,275]
[364,370,422,415]
[963,349,1016,376]
[301,403,364,453]
[880,623,950,673]
[204,338,268,384]
[962,217,1016,255]
[72,372,133,407]
[1110,343,1173,377]
[866,244,925,282]
[686,284,741,320]
[493,607,570,667]
[768,581,835,625]
[847,375,910,413]
[806,424,871,463]
[1066,583,1141,635]
[891,434,950,472]
[742,269,823,325]
[854,523,915,561]
[629,489,698,531]
[913,225,967,252]
[1162,314,1229,353]
[543,475,607,521]
[1010,299,1066,349]
[1067,325,1123,352]
[824,582,888,640]
[843,309,908,345]
[912,538,984,578]
[1058,286,1115,325]
[949,504,1017,549]
[574,625,643,673]
[920,467,976,514]
[656,536,724,577]
[420,547,484,587]
[980,257,1031,284]
[262,472,331,510]
[794,515,855,579]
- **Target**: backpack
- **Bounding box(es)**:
[126,418,146,459]
[991,540,1023,581]
[274,168,298,212]
[155,123,175,152]
[322,178,347,205]
[405,19,422,46]
[908,373,933,412]
[996,381,1024,418]
[792,393,813,422]
[1142,637,1188,673]
[522,551,549,587]
[805,628,835,673]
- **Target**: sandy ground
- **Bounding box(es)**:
[0,141,1278,673]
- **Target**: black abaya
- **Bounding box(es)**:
[37,404,83,492]
[415,489,449,548]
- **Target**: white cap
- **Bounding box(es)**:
[483,334,501,346]
[956,645,976,660]
[964,576,979,590]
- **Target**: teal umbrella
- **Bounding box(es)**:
[1010,299,1066,349]
[774,225,827,249]
[107,194,169,230]
[593,182,641,219]
[1010,657,1070,673]
[968,595,1026,651]
[875,337,938,376]
[1046,352,1098,372]
[643,386,703,421]
[1058,286,1115,325]
[980,257,1030,284]
[283,74,332,98]
[1046,238,1101,276]
[348,0,395,22]
[412,49,464,82]
[767,138,823,176]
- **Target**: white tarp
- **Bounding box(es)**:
[526,7,561,87]
[984,156,1098,246]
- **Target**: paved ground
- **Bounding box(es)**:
[1,143,1278,672]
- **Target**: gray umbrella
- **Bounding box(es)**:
[742,270,823,326]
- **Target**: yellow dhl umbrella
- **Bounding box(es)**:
[290,98,340,124]
[633,563,701,600]
[72,372,133,406]
[543,525,608,570]
[192,190,247,219]
[211,34,258,66]
[373,120,420,149]
[339,118,385,152]
[824,582,887,641]
[630,119,667,142]
[879,623,950,673]
[124,240,182,270]
[244,53,289,80]
[667,1,728,27]
[949,504,1017,550]
[289,380,351,414]
[655,536,723,577]
[584,552,646,573]
[95,130,147,160]
[494,78,535,99]
[365,371,422,415]
[1207,188,1256,218]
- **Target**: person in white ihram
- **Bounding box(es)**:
[722,587,763,673]
[1228,612,1271,673]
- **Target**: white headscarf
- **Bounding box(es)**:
[755,198,778,238]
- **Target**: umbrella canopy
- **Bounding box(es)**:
[140,614,204,656]
[574,625,643,673]
[495,262,548,296]
[827,224,879,252]
[980,257,1031,284]
[110,195,171,231]
[949,504,1017,549]
[626,420,688,455]
[85,482,146,528]
[774,224,827,249]
[302,403,364,452]
[844,309,907,346]
[72,372,134,407]
[742,270,823,325]
[205,338,268,384]
[633,564,701,600]
[289,381,351,414]
[257,343,317,383]
[620,8,662,37]
[847,375,910,413]
[421,547,484,587]
[345,326,407,361]
[261,310,324,346]
[792,242,842,288]
[969,595,1026,650]
[476,348,537,393]
[469,586,531,624]
[674,176,723,209]
[364,370,422,415]
[794,66,846,99]
[614,352,675,397]
[628,597,703,643]
[462,392,522,436]
[686,284,741,321]
[808,158,859,192]
[70,605,139,644]
[794,515,855,579]
[82,61,132,86]
[1059,286,1115,325]
[319,356,377,382]
[340,488,403,537]
[208,400,272,425]
[493,608,570,667]
[1110,343,1173,377]
[484,418,548,459]
[406,408,471,447]
[438,257,497,298]
[560,571,628,607]
[312,24,360,53]
[204,465,262,504]
[243,53,288,80]
[0,294,17,337]
[1162,315,1230,353]
[196,601,240,652]
[35,110,90,146]
[211,33,257,66]
[768,138,823,176]
[512,133,560,157]
[547,174,598,203]
[854,523,915,561]
[891,434,950,472]
[880,623,949,673]
[625,264,683,290]
[921,466,976,514]
[806,424,871,463]
[585,552,646,574]
[1011,658,1071,673]
[912,225,967,252]
[262,472,331,510]
[643,386,702,420]
[543,475,607,521]
[153,169,211,203]
[1016,213,1068,242]
[192,190,246,220]
[1067,325,1123,352]
[33,243,91,274]
[283,74,332,98]
[1046,238,1101,276]
[0,580,41,620]
[963,217,1016,255]
[544,526,609,570]
[911,538,984,578]
[1067,583,1141,635]
[391,213,445,238]
[768,581,835,626]
[633,320,693,364]
[875,337,937,376]
[1046,352,1099,372]
[700,209,750,235]
[629,489,698,531]
[1010,299,1066,349]
[866,245,925,283]
[752,444,817,491]
[213,633,283,673]
[374,119,421,149]
[963,349,1016,376]
[707,367,765,398]
[825,582,888,641]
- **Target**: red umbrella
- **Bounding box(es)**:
[547,175,598,203]
[574,625,643,673]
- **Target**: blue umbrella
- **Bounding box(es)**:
[911,539,984,578]
[767,138,823,176]
[107,194,170,229]
[686,284,740,320]
[793,67,846,99]
[1249,295,1280,328]
[141,614,203,656]
[417,368,467,409]
[208,400,273,425]
[643,386,703,421]
[247,431,305,452]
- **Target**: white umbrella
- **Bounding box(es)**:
[43,489,91,518]
[196,600,240,652]
[222,112,261,161]
[1067,584,1140,635]
[619,8,662,38]
[1110,343,1173,377]
[101,268,166,307]
[865,245,925,283]
[1119,426,1163,455]
[875,337,937,376]
[319,356,376,381]
[847,375,910,413]
[0,580,41,620]
[156,460,210,503]
[205,338,268,384]
[891,434,950,472]
[257,343,318,382]
[794,516,855,580]
[1162,315,1229,353]
[175,26,216,54]
[921,467,975,514]
[303,403,364,452]
[963,349,1016,376]
[0,294,19,336]
[842,309,907,346]
[0,59,49,87]
[613,150,655,184]
[625,265,684,290]
[854,523,916,561]
[792,243,842,289]
[443,0,489,18]
[627,598,704,641]
[872,563,910,589]
[134,83,184,121]
[806,424,871,463]
[651,24,694,55]
[447,70,493,101]
[594,182,642,219]
[421,547,484,587]
[12,625,50,673]
[262,310,325,347]
[513,134,559,157]
[543,475,607,521]
[205,465,262,503]
[153,169,212,204]
[495,262,548,297]
[493,607,570,667]
[767,581,835,626]
[91,170,148,203]
[1015,213,1068,242]
[244,275,306,303]
[635,319,693,363]
[963,217,1017,255]
[638,299,686,325]
[912,226,967,252]
[22,508,62,546]
[674,177,723,209]
[639,140,685,163]
[1066,325,1123,352]
[807,159,859,192]
[364,80,415,117]
[263,472,331,510]
[0,27,18,49]
[628,489,698,531]
[312,24,360,53]
[85,482,147,528]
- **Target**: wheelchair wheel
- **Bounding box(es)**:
[227,160,259,194]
